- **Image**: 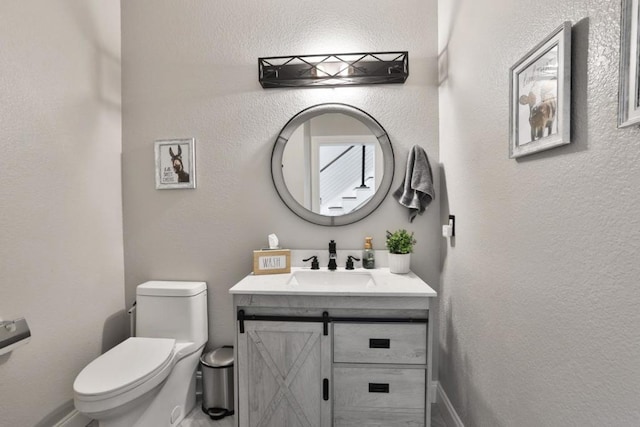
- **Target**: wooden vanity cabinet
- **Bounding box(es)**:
[233,294,433,427]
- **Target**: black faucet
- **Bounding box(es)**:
[303,255,319,270]
[346,255,360,270]
[328,240,337,270]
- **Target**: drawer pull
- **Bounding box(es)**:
[323,378,329,401]
[369,338,390,349]
[368,383,389,393]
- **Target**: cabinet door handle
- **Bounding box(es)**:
[368,383,389,393]
[323,378,329,401]
[369,338,390,349]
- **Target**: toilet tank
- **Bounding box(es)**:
[135,281,208,347]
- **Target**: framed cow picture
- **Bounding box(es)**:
[154,138,196,189]
[509,21,572,158]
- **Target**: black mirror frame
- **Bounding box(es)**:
[271,103,395,226]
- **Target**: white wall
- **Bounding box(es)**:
[0,1,125,426]
[438,0,640,425]
[121,0,440,359]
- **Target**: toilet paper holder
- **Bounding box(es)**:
[0,317,31,356]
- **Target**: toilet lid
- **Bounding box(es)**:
[74,337,175,398]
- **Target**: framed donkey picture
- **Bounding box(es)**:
[509,21,572,158]
[154,138,196,189]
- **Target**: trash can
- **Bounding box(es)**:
[200,346,234,420]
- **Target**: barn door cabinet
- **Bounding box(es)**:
[231,276,436,427]
[237,319,331,426]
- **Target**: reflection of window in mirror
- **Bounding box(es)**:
[315,138,378,216]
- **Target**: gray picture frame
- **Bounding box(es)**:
[154,138,196,190]
[618,0,640,127]
[509,21,572,158]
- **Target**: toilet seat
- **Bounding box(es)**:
[74,337,176,403]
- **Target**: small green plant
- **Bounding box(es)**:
[385,229,416,254]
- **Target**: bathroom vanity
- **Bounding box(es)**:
[230,268,437,427]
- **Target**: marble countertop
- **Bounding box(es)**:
[229,267,437,297]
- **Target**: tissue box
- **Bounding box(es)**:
[253,249,291,275]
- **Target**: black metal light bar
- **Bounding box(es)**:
[258,51,409,88]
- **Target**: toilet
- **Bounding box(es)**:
[73,281,208,427]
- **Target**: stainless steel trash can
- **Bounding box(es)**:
[200,346,234,420]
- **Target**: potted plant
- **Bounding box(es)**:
[386,229,416,274]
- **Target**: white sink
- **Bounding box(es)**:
[287,270,377,290]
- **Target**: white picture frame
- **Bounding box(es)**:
[509,21,572,158]
[618,0,640,127]
[154,138,196,189]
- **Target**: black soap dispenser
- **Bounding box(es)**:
[362,237,375,269]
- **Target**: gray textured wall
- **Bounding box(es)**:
[0,1,124,426]
[438,0,640,425]
[121,0,440,356]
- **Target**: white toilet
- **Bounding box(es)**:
[73,281,208,427]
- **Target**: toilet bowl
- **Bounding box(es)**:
[73,281,208,427]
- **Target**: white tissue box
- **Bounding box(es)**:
[253,249,291,275]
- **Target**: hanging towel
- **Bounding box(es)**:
[393,145,435,222]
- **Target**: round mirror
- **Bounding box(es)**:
[272,103,394,226]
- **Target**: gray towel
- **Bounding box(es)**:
[393,145,435,222]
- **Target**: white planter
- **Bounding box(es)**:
[388,253,411,274]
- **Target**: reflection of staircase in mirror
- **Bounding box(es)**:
[325,184,375,216]
[320,145,375,216]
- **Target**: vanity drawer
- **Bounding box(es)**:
[333,366,425,426]
[333,323,427,364]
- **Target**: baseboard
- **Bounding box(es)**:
[431,381,438,403]
[53,409,92,427]
[436,382,464,427]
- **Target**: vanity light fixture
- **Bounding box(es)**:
[258,51,408,88]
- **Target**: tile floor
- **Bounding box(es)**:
[180,403,448,427]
